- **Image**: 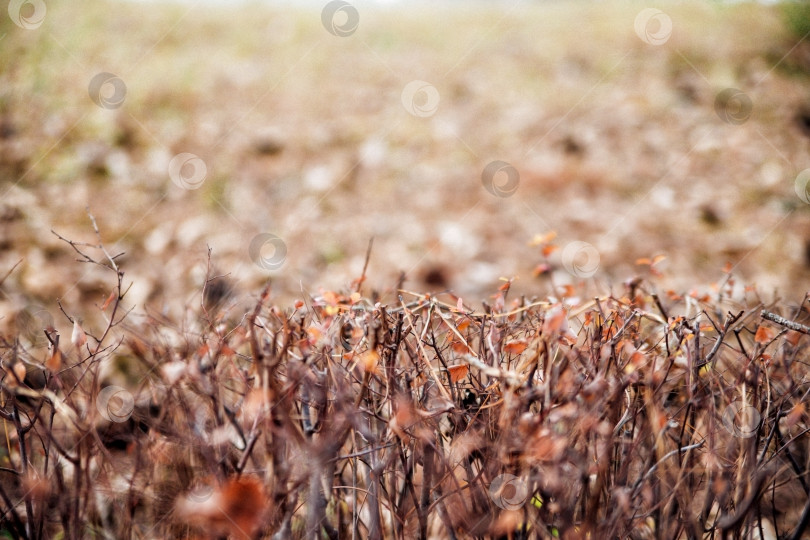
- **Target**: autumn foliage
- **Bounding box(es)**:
[2,243,810,540]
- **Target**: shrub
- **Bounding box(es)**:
[1,231,809,539]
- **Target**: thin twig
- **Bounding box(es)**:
[761,310,810,335]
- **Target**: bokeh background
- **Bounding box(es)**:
[2,0,810,333]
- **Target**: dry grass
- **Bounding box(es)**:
[1,1,810,323]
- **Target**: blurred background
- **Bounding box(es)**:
[2,0,810,336]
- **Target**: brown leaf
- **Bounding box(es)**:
[543,304,569,335]
[503,340,528,355]
[176,477,266,540]
[361,349,381,375]
[754,325,775,344]
[541,244,558,257]
[447,364,469,383]
[101,289,116,311]
[10,362,26,387]
[45,348,62,372]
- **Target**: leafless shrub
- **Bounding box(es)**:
[1,225,809,539]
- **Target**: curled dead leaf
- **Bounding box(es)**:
[71,319,87,349]
[447,364,469,383]
[754,325,775,345]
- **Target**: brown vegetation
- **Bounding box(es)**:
[1,229,809,539]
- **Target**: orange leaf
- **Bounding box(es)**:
[451,341,471,353]
[504,340,528,355]
[176,477,266,540]
[12,362,26,386]
[635,257,652,266]
[322,290,339,306]
[101,290,116,311]
[447,364,469,383]
[529,231,557,246]
[46,348,62,372]
[361,349,381,374]
[560,284,575,298]
[541,244,559,257]
[755,325,775,344]
[543,305,568,334]
[456,319,470,332]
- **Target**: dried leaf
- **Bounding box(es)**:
[11,362,26,386]
[447,364,469,383]
[451,340,471,353]
[71,319,87,349]
[503,340,528,355]
[755,325,775,344]
[529,231,557,246]
[176,477,266,540]
[559,284,575,298]
[45,348,62,372]
[543,304,569,334]
[667,290,683,301]
[101,289,116,311]
[361,349,381,374]
[322,290,339,306]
